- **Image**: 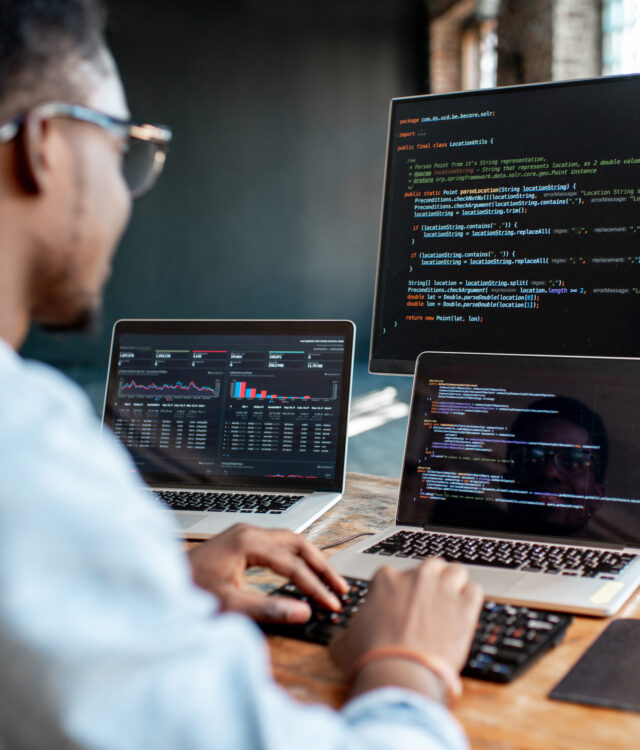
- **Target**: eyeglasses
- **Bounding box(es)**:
[509,445,596,475]
[0,102,172,199]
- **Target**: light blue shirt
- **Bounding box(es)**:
[0,339,468,750]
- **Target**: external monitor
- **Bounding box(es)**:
[370,75,640,374]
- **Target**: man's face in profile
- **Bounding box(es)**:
[508,416,603,531]
[32,52,132,336]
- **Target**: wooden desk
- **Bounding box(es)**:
[257,473,640,750]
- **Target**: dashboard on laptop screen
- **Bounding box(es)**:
[103,320,354,491]
[397,351,640,547]
[370,75,640,374]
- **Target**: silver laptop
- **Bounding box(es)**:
[331,351,640,616]
[103,319,354,539]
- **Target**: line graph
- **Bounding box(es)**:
[120,378,220,397]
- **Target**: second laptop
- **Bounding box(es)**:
[103,319,354,538]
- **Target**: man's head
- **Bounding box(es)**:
[0,1,167,346]
[0,1,111,120]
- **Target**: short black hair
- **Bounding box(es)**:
[508,396,609,484]
[0,0,107,118]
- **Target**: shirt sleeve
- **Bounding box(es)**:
[0,355,468,750]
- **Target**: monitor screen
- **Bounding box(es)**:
[370,75,640,374]
[103,320,354,491]
[397,351,640,547]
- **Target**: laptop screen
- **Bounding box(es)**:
[397,351,640,547]
[103,320,354,491]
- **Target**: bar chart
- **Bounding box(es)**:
[231,380,312,401]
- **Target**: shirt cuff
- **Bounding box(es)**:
[341,686,469,750]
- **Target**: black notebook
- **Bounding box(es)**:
[549,619,640,712]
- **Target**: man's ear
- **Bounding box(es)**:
[15,110,56,194]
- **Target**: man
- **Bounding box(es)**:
[0,2,482,749]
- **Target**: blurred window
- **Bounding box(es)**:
[461,18,498,89]
[479,19,498,88]
[603,0,640,74]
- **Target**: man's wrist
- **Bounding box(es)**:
[349,657,449,706]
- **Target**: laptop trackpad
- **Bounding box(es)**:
[507,573,593,602]
[466,567,523,597]
[173,512,207,530]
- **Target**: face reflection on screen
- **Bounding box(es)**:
[503,397,607,535]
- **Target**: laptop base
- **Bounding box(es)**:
[329,526,640,617]
[156,490,342,539]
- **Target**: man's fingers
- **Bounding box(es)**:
[290,535,349,595]
[439,562,469,592]
[462,581,484,614]
[250,541,343,611]
[416,556,447,579]
[219,587,312,624]
[263,529,349,596]
[225,526,346,610]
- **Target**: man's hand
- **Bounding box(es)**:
[188,523,349,624]
[330,558,482,703]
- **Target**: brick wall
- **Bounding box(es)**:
[429,0,476,93]
[552,0,601,80]
[497,0,553,85]
[429,0,602,92]
[497,0,600,85]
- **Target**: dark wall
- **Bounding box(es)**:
[22,0,427,367]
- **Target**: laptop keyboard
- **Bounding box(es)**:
[363,530,636,579]
[263,578,572,683]
[155,490,304,514]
